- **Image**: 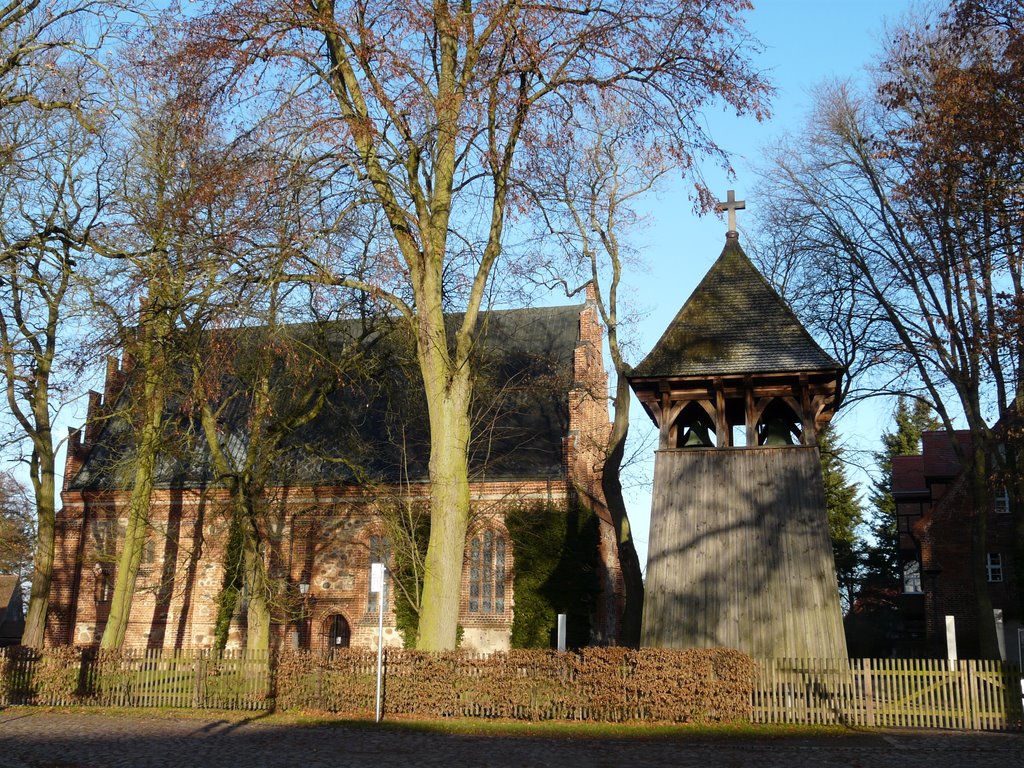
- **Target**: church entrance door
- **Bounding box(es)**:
[322,614,351,650]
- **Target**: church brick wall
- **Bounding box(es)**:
[49,476,577,651]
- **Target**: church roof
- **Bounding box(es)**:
[69,304,584,491]
[630,236,840,379]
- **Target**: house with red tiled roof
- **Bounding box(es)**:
[0,575,25,646]
[893,431,1020,660]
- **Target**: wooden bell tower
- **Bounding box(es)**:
[629,193,848,658]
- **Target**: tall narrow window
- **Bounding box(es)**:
[469,537,480,612]
[482,529,493,612]
[495,536,505,613]
[367,534,390,612]
[986,553,1004,583]
[902,559,922,593]
[94,565,112,603]
[994,487,1010,514]
[468,530,506,614]
[143,537,156,566]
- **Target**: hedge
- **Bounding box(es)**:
[1,645,754,723]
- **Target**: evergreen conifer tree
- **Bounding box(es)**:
[819,423,864,612]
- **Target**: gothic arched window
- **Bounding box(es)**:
[469,529,506,614]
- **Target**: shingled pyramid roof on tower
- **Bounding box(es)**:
[630,236,840,379]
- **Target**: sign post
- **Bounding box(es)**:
[370,562,386,723]
[945,615,958,671]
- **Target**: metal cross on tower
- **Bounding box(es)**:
[716,190,746,233]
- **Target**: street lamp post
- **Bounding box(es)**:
[370,562,386,723]
[298,580,310,649]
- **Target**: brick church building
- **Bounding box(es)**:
[45,297,621,652]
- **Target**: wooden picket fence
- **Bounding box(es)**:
[0,647,271,710]
[3,648,1022,731]
[752,657,1024,731]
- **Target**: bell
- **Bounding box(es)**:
[761,415,795,446]
[681,422,714,448]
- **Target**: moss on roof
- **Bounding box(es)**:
[69,304,584,491]
[630,237,840,379]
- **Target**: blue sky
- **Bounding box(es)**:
[621,0,918,568]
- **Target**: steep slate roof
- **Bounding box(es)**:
[69,304,583,491]
[630,237,840,378]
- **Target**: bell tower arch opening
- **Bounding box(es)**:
[674,401,716,448]
[756,398,802,446]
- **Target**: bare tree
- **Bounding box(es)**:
[754,4,1023,656]
[94,39,253,648]
[524,101,675,645]
[186,0,771,649]
[0,0,141,649]
[0,83,105,648]
[0,1,134,117]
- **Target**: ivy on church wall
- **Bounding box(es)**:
[506,499,600,649]
[385,498,601,649]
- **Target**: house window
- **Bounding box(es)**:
[994,487,1010,514]
[986,553,1004,583]
[902,559,922,593]
[366,534,390,612]
[469,529,505,613]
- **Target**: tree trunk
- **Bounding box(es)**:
[212,507,245,651]
[100,368,165,649]
[242,524,270,653]
[415,373,473,651]
[601,371,644,647]
[968,441,999,659]
[20,444,56,648]
[16,334,60,648]
[1010,441,1024,629]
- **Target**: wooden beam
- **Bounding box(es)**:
[744,375,755,448]
[714,377,727,447]
[658,387,672,449]
[800,373,816,446]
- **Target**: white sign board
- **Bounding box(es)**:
[946,615,958,669]
[368,561,385,598]
[994,609,1006,661]
[370,562,385,594]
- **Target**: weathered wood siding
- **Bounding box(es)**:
[642,446,847,658]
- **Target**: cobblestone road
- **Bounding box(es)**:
[2,709,1023,768]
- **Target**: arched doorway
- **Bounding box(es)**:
[321,613,351,650]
